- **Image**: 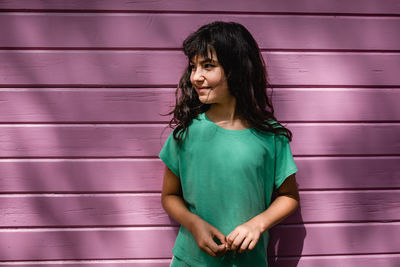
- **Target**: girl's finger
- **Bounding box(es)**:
[238,237,251,253]
[231,233,245,251]
[248,239,257,251]
[216,243,228,256]
[227,230,239,246]
[211,227,226,244]
[203,245,217,257]
[207,237,221,253]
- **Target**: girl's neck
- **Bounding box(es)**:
[206,103,251,130]
[207,104,236,123]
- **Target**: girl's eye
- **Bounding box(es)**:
[188,64,215,71]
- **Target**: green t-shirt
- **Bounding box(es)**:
[159,112,298,267]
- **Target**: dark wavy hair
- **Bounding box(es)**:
[165,21,292,143]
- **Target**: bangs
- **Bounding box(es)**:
[183,32,216,63]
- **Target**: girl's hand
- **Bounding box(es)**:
[226,220,261,253]
[190,218,228,257]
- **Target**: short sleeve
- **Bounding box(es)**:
[158,131,180,177]
[274,134,298,189]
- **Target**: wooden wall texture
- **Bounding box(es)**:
[0,0,399,266]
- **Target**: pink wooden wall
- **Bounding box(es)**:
[0,0,399,266]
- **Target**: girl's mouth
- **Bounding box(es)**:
[198,88,211,93]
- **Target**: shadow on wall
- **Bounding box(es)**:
[267,200,306,267]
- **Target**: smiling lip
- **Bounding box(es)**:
[197,87,211,91]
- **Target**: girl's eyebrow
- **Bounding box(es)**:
[189,58,217,64]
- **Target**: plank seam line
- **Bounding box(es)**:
[293,154,400,158]
[0,84,178,89]
[1,188,400,195]
[0,221,399,230]
[2,49,400,55]
[0,87,398,91]
[1,47,400,53]
[0,156,162,160]
[275,221,400,227]
[0,155,399,160]
[0,192,163,196]
[0,84,399,89]
[271,85,400,89]
[0,226,179,231]
[1,222,400,231]
[0,258,172,264]
[279,220,400,225]
[0,121,169,125]
[0,122,399,126]
[0,158,164,161]
[282,121,400,123]
[271,252,400,258]
[1,254,400,263]
[0,9,400,17]
[0,121,399,125]
[299,188,400,192]
[0,155,398,160]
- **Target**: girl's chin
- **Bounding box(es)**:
[198,97,214,104]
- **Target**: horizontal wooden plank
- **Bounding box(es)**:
[0,254,399,267]
[0,194,171,227]
[266,52,400,86]
[1,51,399,86]
[0,223,399,260]
[273,88,400,122]
[269,254,400,267]
[0,88,399,122]
[0,0,399,14]
[295,157,400,190]
[290,123,400,155]
[0,227,177,260]
[0,88,174,123]
[283,190,400,224]
[0,260,171,267]
[288,123,400,155]
[1,14,400,50]
[0,157,398,193]
[0,124,398,157]
[268,222,400,256]
[0,190,398,227]
[0,159,164,192]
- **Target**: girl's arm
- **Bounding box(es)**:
[161,165,227,257]
[226,174,299,253]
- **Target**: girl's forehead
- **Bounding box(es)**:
[190,51,218,64]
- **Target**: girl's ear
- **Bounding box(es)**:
[224,70,232,81]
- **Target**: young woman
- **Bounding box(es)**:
[159,21,299,266]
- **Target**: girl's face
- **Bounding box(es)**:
[189,50,235,105]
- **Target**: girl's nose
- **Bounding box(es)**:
[192,68,205,82]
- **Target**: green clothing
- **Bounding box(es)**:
[159,112,298,267]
